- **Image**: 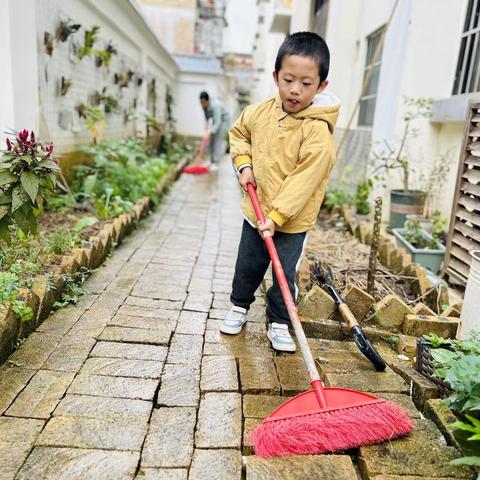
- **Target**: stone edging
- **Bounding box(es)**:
[0,157,189,364]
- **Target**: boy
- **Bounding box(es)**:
[199,91,230,171]
[220,32,340,352]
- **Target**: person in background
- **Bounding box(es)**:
[199,91,230,171]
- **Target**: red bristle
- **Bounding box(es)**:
[183,165,210,174]
[251,400,413,458]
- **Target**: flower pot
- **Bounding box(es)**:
[392,228,445,274]
[405,214,432,233]
[389,189,427,229]
[459,250,480,338]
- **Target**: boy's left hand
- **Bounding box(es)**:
[258,218,275,238]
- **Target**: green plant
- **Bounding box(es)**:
[77,26,100,60]
[371,97,432,192]
[0,272,32,322]
[53,269,89,309]
[91,88,119,114]
[47,230,79,255]
[430,210,447,246]
[55,20,81,42]
[74,216,98,232]
[354,179,373,215]
[403,218,439,249]
[95,42,117,68]
[423,332,452,348]
[449,415,480,467]
[0,130,60,243]
[76,104,106,142]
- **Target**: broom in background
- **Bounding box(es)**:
[183,128,210,174]
[246,184,413,457]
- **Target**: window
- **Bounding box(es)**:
[358,27,384,127]
[453,0,480,95]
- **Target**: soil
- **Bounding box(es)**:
[307,212,418,303]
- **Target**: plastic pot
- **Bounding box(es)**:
[389,189,427,229]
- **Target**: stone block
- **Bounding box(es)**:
[16,288,40,338]
[298,285,336,320]
[0,304,19,363]
[246,455,358,479]
[424,398,462,451]
[68,374,157,400]
[156,363,200,407]
[296,255,311,297]
[8,332,61,370]
[6,370,75,419]
[243,395,289,419]
[273,357,310,395]
[441,305,461,318]
[166,334,203,364]
[54,394,151,421]
[91,341,167,361]
[201,355,238,392]
[243,417,262,455]
[136,469,187,480]
[341,284,375,321]
[239,357,280,394]
[402,314,460,339]
[0,366,36,415]
[43,337,96,372]
[355,221,371,244]
[142,407,196,468]
[0,417,45,480]
[413,303,436,316]
[72,247,88,269]
[323,370,409,394]
[175,310,207,335]
[99,326,172,345]
[183,292,213,312]
[300,317,344,340]
[80,357,164,379]
[189,449,242,480]
[195,392,242,448]
[16,447,139,480]
[396,334,417,357]
[374,294,414,331]
[36,416,148,451]
[379,242,395,267]
[316,351,377,374]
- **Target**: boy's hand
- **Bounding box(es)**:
[239,166,256,191]
[258,218,275,238]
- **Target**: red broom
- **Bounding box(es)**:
[183,129,210,174]
[246,184,413,457]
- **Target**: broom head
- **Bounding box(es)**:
[183,164,210,174]
[251,387,413,457]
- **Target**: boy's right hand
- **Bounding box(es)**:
[239,166,256,191]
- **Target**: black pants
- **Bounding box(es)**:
[230,220,307,325]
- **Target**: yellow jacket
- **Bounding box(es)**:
[229,92,340,233]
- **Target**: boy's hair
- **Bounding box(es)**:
[199,91,209,101]
[274,32,330,82]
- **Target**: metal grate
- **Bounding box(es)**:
[452,0,480,95]
[443,100,480,285]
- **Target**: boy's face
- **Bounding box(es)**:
[273,54,328,114]
[200,98,209,109]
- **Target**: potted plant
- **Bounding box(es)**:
[371,97,432,229]
[392,216,446,273]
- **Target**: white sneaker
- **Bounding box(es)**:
[267,323,296,352]
[220,306,247,335]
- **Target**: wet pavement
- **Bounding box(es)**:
[0,160,474,479]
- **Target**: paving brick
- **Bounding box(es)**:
[208,308,229,319]
[54,394,151,421]
[124,296,183,311]
[341,284,375,320]
[205,328,270,348]
[8,332,61,370]
[116,304,180,321]
[239,357,280,394]
[323,370,409,394]
[166,334,203,364]
[35,306,84,334]
[6,370,75,419]
[195,392,242,448]
[99,326,172,345]
[246,455,358,479]
[43,336,96,372]
[141,407,196,467]
[156,363,200,407]
[136,469,188,480]
[243,394,289,419]
[243,417,262,455]
[68,374,158,400]
[175,310,207,335]
[80,357,164,379]
[183,292,213,312]
[90,341,167,361]
[402,314,459,339]
[16,447,139,480]
[108,314,176,331]
[0,366,35,415]
[0,417,44,480]
[36,416,148,451]
[315,350,376,374]
[131,281,187,302]
[413,302,436,316]
[273,357,310,395]
[201,355,238,392]
[189,449,242,480]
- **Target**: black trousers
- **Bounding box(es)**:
[230,220,307,325]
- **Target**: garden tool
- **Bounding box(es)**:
[312,262,386,372]
[183,128,210,174]
[246,184,412,457]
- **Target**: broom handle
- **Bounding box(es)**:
[194,129,209,166]
[247,184,327,409]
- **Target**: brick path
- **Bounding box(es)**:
[0,161,474,480]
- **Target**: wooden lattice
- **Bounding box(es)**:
[443,100,480,285]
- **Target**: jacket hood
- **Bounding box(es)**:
[291,91,340,133]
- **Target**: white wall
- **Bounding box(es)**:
[174,72,236,137]
[0,0,178,153]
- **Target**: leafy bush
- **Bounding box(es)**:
[0,130,60,243]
